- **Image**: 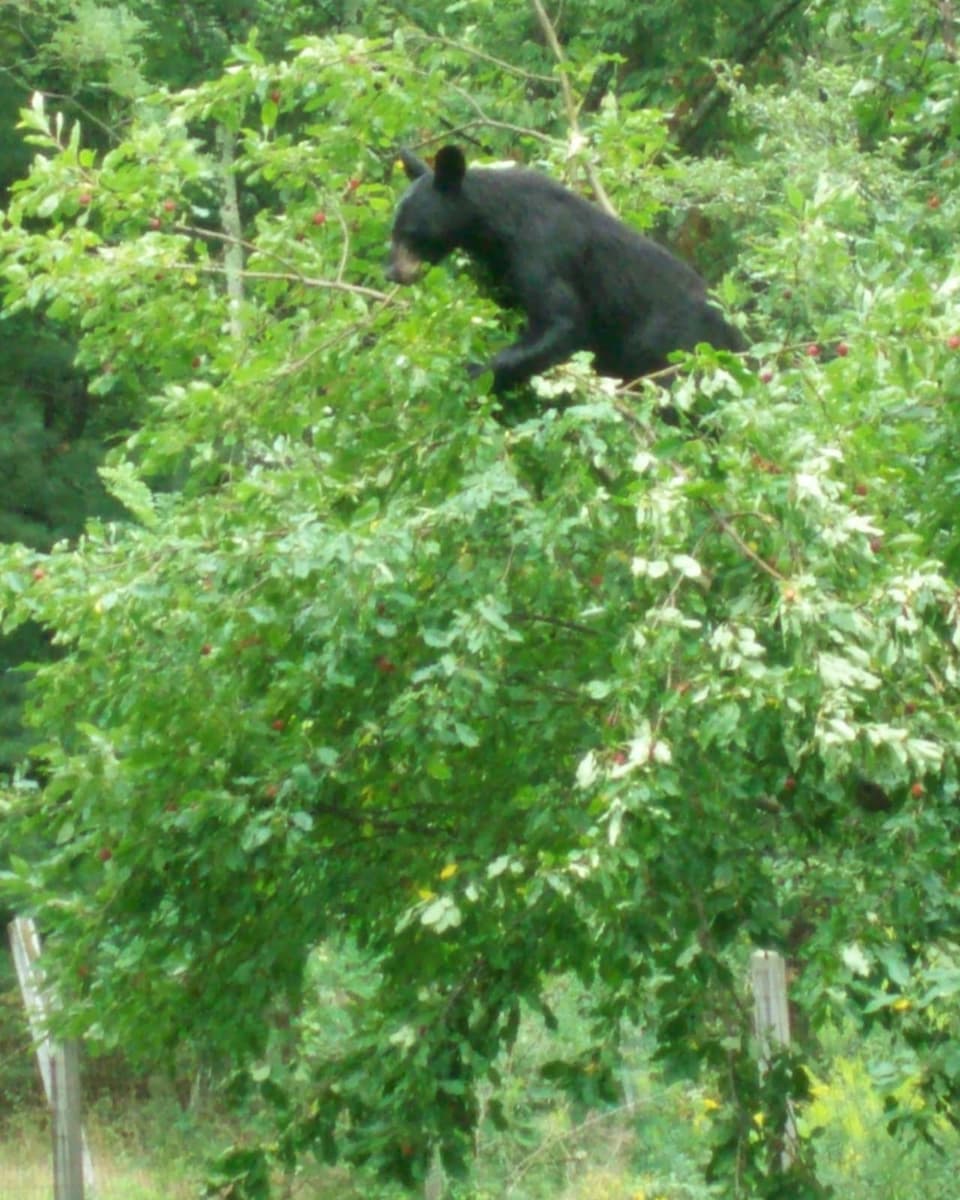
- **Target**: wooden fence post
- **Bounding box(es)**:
[750,948,796,1168]
[8,917,95,1198]
[51,1039,85,1200]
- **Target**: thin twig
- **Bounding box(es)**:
[711,509,786,581]
[44,89,120,143]
[278,293,399,377]
[528,0,617,215]
[401,62,559,148]
[333,208,350,286]
[172,222,305,281]
[411,33,559,85]
[511,611,596,637]
[506,1100,641,1195]
[166,262,389,301]
[445,78,558,145]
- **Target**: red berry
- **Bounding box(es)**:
[312,211,327,226]
[910,782,924,799]
[928,194,941,209]
[270,89,281,104]
[806,343,821,358]
[32,567,47,582]
[784,776,796,792]
[588,573,603,589]
[759,369,774,384]
[836,342,849,357]
[148,216,162,230]
[97,847,113,862]
[853,482,868,496]
[869,537,883,553]
[904,701,917,715]
[347,177,360,191]
[78,192,92,206]
[612,751,628,765]
[272,719,285,731]
[375,656,396,674]
[200,643,212,656]
[264,783,280,799]
[948,335,960,350]
[162,198,177,212]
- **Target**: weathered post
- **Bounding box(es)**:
[9,917,95,1198]
[751,949,796,1168]
[50,1039,85,1200]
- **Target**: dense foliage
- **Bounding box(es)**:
[1,2,960,1197]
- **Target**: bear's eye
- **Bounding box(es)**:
[402,229,448,262]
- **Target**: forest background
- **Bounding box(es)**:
[1,1,960,1197]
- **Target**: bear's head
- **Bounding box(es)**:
[386,146,471,285]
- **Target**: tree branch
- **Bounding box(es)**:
[676,0,810,152]
[710,509,786,582]
[411,32,560,85]
[528,0,617,215]
[166,261,389,301]
[511,611,596,637]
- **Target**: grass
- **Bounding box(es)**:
[0,1110,201,1200]
[3,1018,960,1199]
[0,1106,402,1200]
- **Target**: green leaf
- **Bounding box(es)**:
[99,464,157,527]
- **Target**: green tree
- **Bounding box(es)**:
[0,2,377,773]
[1,10,960,1198]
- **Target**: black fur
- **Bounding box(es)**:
[387,145,742,394]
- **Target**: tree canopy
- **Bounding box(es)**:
[1,2,960,1196]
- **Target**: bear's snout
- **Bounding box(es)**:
[386,242,423,285]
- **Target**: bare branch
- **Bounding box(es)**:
[711,509,786,582]
[279,290,400,377]
[511,611,596,637]
[166,261,390,301]
[528,0,617,215]
[410,32,560,85]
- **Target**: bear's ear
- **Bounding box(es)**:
[433,145,466,192]
[398,149,430,181]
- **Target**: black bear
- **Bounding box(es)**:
[387,145,742,395]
